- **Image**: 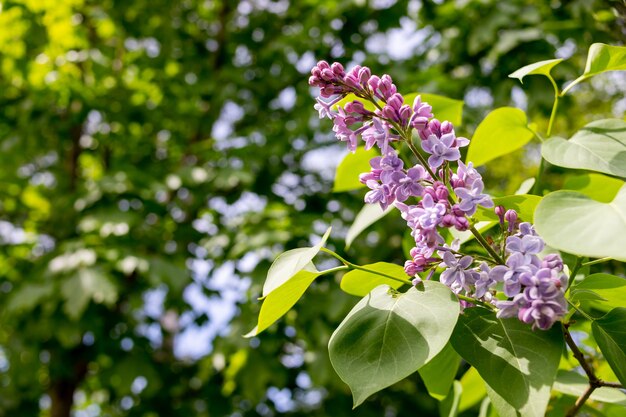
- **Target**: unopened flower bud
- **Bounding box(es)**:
[505,209,518,233]
[441,121,454,135]
[495,205,506,225]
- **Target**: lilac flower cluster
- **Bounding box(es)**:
[490,219,568,330]
[310,60,568,330]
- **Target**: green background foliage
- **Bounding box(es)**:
[0,0,624,416]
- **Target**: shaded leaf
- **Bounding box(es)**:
[439,381,462,417]
[553,370,626,405]
[419,343,461,401]
[563,173,624,203]
[593,308,626,387]
[450,308,563,417]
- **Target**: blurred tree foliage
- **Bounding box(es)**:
[0,0,623,416]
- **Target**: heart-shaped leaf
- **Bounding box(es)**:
[345,204,393,248]
[246,266,320,337]
[564,43,626,94]
[450,308,563,417]
[466,107,535,167]
[592,308,626,387]
[541,119,626,178]
[262,227,331,297]
[509,58,563,84]
[534,185,626,262]
[329,283,459,407]
[339,262,406,297]
[333,147,377,192]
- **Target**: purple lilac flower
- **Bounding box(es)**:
[362,118,389,152]
[474,262,497,299]
[452,161,482,189]
[410,194,447,230]
[490,252,540,297]
[518,222,537,237]
[421,133,462,168]
[364,181,394,210]
[454,179,494,216]
[409,95,433,130]
[390,166,427,202]
[506,234,545,262]
[439,252,476,293]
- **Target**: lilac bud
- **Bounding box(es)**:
[441,214,456,228]
[382,105,398,122]
[454,217,470,231]
[399,105,412,123]
[405,260,419,276]
[505,209,518,233]
[331,62,344,75]
[541,254,564,271]
[387,93,404,110]
[441,121,454,135]
[428,119,442,137]
[435,185,449,202]
[358,66,371,84]
[495,205,506,225]
[344,101,366,114]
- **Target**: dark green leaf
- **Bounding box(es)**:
[450,308,563,417]
[439,381,462,417]
[593,308,626,387]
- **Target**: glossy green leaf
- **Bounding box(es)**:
[571,274,626,311]
[345,204,393,248]
[459,367,487,412]
[593,308,626,387]
[508,58,563,84]
[262,227,331,297]
[515,178,536,195]
[439,381,462,417]
[246,268,320,337]
[563,173,624,203]
[333,147,377,192]
[534,185,626,262]
[565,43,626,93]
[474,194,542,222]
[466,107,535,167]
[450,308,563,417]
[339,262,406,297]
[419,343,461,401]
[329,283,460,407]
[541,119,626,178]
[553,370,626,405]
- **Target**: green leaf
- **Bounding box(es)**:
[553,370,626,405]
[593,308,626,387]
[566,43,626,93]
[345,204,393,248]
[339,262,406,297]
[439,381,462,417]
[6,282,55,313]
[450,308,563,417]
[541,119,626,178]
[329,283,460,407]
[534,185,626,262]
[508,58,563,84]
[474,194,542,222]
[62,268,118,320]
[563,173,624,203]
[246,268,320,337]
[419,343,461,401]
[333,147,377,192]
[515,178,536,195]
[262,227,331,297]
[459,367,487,412]
[466,107,535,167]
[571,274,626,311]
[404,93,464,126]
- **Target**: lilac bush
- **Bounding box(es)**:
[311,60,568,331]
